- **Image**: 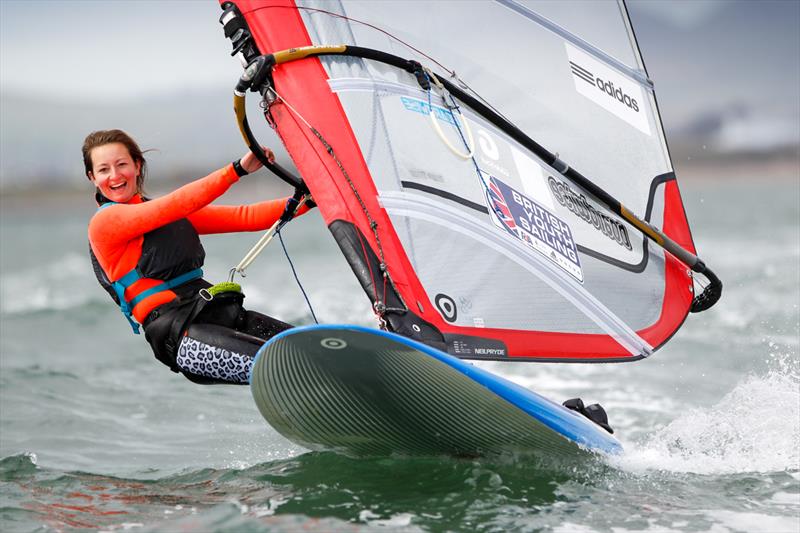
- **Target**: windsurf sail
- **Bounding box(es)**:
[218,0,721,362]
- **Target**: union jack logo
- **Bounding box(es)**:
[488,177,516,231]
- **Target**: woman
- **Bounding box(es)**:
[85,129,310,385]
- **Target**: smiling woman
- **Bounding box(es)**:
[83,130,146,204]
[90,144,140,201]
[83,129,313,385]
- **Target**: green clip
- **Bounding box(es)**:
[205,282,242,298]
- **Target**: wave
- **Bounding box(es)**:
[613,351,800,475]
[0,252,103,316]
[0,451,576,532]
[0,452,38,481]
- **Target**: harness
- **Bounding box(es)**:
[96,202,203,334]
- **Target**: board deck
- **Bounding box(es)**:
[250,325,622,458]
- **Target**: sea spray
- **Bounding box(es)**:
[614,350,800,475]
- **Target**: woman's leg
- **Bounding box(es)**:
[175,323,264,385]
[238,309,293,340]
[174,309,293,385]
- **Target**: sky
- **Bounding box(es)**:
[0,0,798,187]
[629,0,800,121]
[1,1,796,109]
[0,0,238,101]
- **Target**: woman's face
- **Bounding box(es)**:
[88,142,141,203]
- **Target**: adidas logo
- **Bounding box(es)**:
[569,61,640,113]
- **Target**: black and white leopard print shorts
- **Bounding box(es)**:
[176,335,253,384]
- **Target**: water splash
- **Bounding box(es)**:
[615,351,800,475]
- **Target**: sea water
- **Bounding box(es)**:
[1,173,798,532]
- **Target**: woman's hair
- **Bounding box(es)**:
[82,129,148,194]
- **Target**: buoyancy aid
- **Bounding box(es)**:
[89,202,206,334]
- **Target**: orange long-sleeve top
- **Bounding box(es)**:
[88,164,305,323]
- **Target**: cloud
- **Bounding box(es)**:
[631,0,732,30]
[0,0,238,102]
[714,113,800,153]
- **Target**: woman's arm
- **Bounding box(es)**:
[89,164,240,244]
[188,197,311,234]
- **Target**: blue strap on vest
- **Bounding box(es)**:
[110,266,204,334]
[97,202,204,334]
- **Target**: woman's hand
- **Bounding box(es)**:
[239,146,275,174]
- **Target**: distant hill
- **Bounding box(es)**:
[0,88,285,192]
[1,88,796,193]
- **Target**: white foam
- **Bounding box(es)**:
[613,357,800,475]
[98,523,145,532]
[553,523,601,533]
[359,511,415,528]
[252,495,290,517]
[611,524,697,533]
[703,510,799,533]
[769,491,800,506]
